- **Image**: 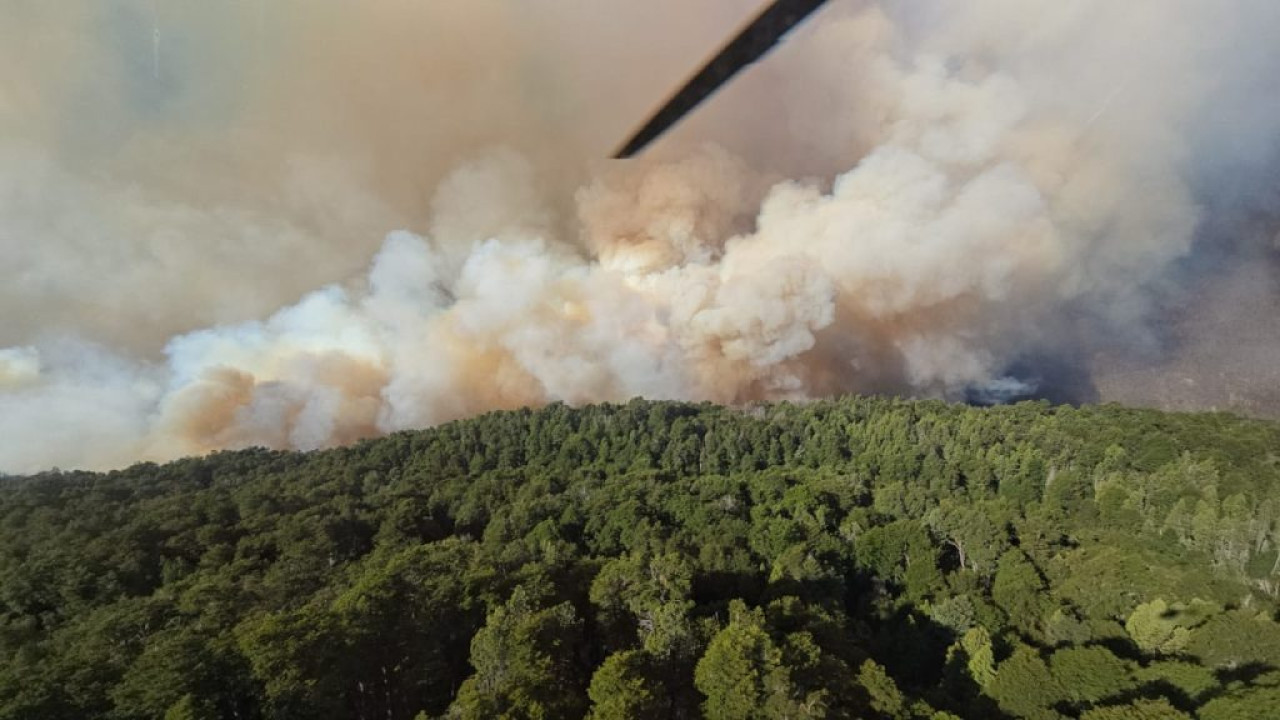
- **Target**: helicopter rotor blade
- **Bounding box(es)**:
[614,0,831,159]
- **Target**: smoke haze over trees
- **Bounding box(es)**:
[2,0,1279,473]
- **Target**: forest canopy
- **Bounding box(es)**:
[2,397,1279,719]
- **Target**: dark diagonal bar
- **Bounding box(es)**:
[613,0,832,158]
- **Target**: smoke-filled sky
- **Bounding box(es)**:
[2,0,1278,473]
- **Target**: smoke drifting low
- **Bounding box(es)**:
[2,0,1278,473]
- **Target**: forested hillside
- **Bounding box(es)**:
[3,398,1280,719]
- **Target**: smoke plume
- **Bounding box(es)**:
[2,0,1278,473]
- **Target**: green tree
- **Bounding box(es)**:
[1133,661,1216,704]
[925,500,1010,576]
[857,660,908,719]
[111,627,252,720]
[236,603,352,719]
[330,540,482,717]
[162,694,219,720]
[958,626,997,690]
[992,548,1049,638]
[1186,609,1280,668]
[1048,645,1135,708]
[1124,599,1217,656]
[1197,684,1280,720]
[988,646,1065,719]
[449,583,587,720]
[589,551,697,660]
[693,601,816,720]
[587,650,668,720]
[1079,698,1191,720]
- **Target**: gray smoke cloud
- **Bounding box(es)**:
[2,0,1278,473]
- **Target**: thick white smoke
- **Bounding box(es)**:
[2,0,1278,473]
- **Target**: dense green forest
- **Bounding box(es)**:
[2,397,1280,719]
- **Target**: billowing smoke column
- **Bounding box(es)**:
[2,0,1278,473]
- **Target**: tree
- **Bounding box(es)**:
[693,601,817,720]
[1080,698,1191,720]
[329,540,483,718]
[587,650,668,720]
[1124,599,1217,656]
[1048,645,1135,708]
[162,694,219,720]
[1197,684,1280,720]
[925,500,1010,576]
[988,646,1065,719]
[955,626,996,690]
[1133,661,1216,704]
[1186,609,1280,668]
[5,397,1280,720]
[236,603,353,719]
[449,583,588,720]
[992,549,1049,638]
[589,551,698,660]
[110,627,253,720]
[857,660,908,719]
[854,520,942,601]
